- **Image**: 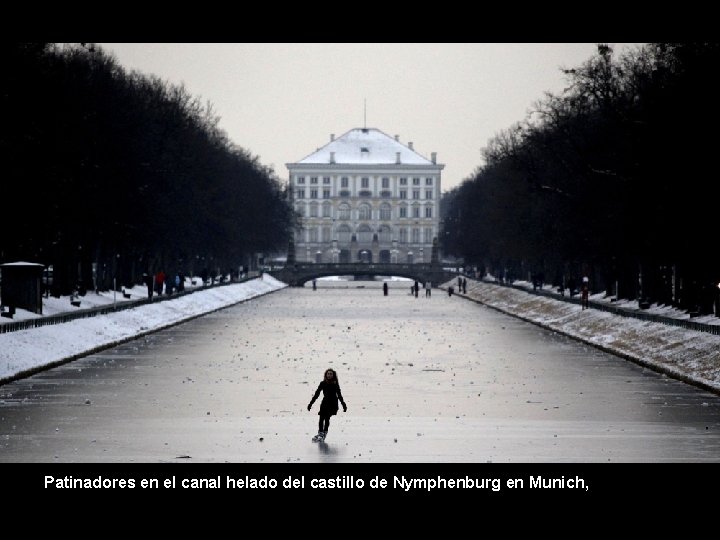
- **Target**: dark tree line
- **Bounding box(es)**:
[442,43,720,315]
[1,43,294,295]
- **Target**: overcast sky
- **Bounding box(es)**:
[99,43,643,193]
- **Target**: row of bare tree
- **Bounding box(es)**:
[442,43,720,315]
[1,43,294,295]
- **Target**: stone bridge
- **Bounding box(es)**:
[268,263,457,287]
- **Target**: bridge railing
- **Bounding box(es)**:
[283,263,437,272]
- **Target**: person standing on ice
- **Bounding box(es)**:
[307,368,347,442]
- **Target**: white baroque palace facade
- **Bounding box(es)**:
[286,128,443,264]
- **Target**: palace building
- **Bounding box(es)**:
[286,128,443,264]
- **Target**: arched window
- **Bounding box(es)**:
[380,203,391,220]
[309,202,318,218]
[399,203,408,219]
[357,224,373,243]
[338,203,351,220]
[378,225,392,243]
[337,224,352,244]
[399,228,408,243]
[322,201,332,218]
[358,203,372,221]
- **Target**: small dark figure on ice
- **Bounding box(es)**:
[308,368,347,443]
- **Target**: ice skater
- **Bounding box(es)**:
[307,368,347,442]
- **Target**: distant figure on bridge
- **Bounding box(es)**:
[462,278,467,294]
[383,282,388,296]
[414,281,419,298]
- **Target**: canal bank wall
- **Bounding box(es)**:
[441,278,720,395]
[0,275,287,385]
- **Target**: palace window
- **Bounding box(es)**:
[337,224,352,243]
[338,203,351,220]
[358,203,372,220]
[357,224,373,243]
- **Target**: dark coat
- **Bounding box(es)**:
[309,381,346,417]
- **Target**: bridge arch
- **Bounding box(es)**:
[269,263,455,288]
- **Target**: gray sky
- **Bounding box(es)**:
[99,43,642,193]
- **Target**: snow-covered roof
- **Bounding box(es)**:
[0,261,44,267]
[293,128,435,166]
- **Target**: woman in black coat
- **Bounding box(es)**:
[307,368,347,442]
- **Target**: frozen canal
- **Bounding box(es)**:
[1,279,720,462]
